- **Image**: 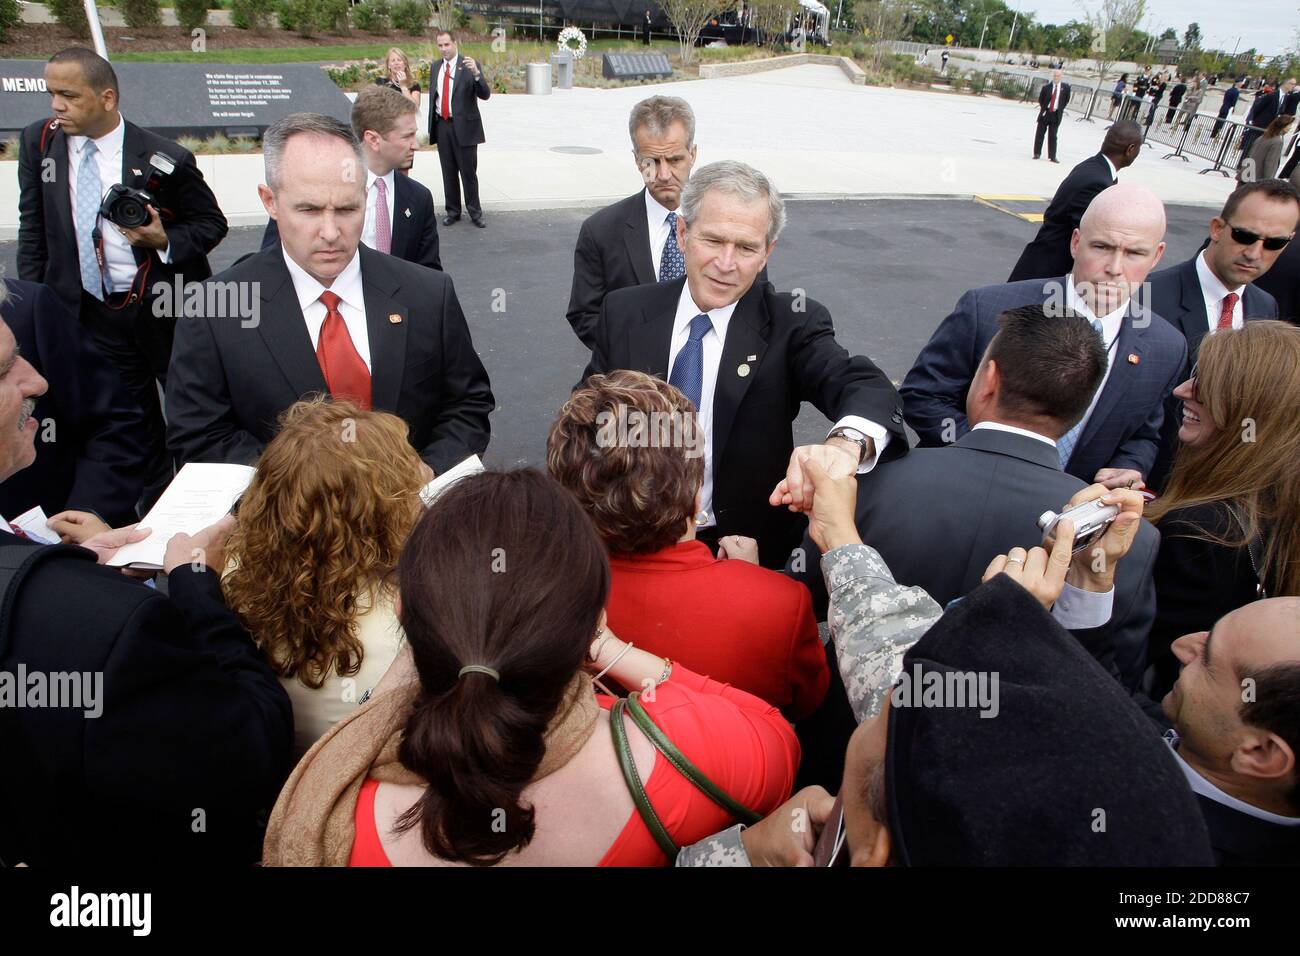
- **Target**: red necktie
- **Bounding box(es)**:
[441,63,451,120]
[1050,84,1058,111]
[316,290,372,410]
[1217,292,1239,330]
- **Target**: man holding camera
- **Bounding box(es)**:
[17,47,228,506]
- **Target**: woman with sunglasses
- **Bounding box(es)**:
[1144,321,1300,698]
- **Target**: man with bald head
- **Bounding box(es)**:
[903,182,1187,490]
[1033,68,1070,162]
[166,112,493,469]
[1010,120,1143,281]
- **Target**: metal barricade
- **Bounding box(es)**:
[1067,84,1100,123]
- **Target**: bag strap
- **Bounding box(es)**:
[610,698,680,860]
[625,692,762,825]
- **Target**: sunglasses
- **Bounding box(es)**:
[1187,361,1200,401]
[1224,221,1293,251]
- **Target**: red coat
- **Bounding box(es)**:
[606,541,829,720]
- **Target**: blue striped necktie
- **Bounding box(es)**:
[668,313,712,411]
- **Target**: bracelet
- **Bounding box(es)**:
[592,640,633,683]
[655,657,673,686]
[590,628,615,664]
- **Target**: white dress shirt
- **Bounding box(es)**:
[282,248,372,372]
[971,420,1056,448]
[66,114,171,292]
[1064,275,1127,441]
[1169,740,1300,826]
[1101,154,1118,182]
[1195,250,1246,334]
[361,169,397,252]
[436,59,457,117]
[646,189,679,279]
[666,283,889,528]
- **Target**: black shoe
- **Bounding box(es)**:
[1032,154,1041,159]
[1049,158,1060,163]
[471,216,486,228]
[442,215,460,226]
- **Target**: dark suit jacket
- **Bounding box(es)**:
[1008,153,1116,281]
[1247,90,1284,129]
[900,276,1188,483]
[566,188,770,348]
[1219,86,1241,114]
[0,279,150,527]
[786,426,1158,688]
[583,277,908,568]
[428,54,490,147]
[1253,228,1300,325]
[1145,256,1278,490]
[1037,80,1071,120]
[166,244,494,472]
[17,117,228,373]
[261,170,441,272]
[0,535,293,865]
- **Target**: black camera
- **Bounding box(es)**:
[99,152,177,228]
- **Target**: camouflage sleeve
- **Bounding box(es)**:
[674,824,751,867]
[823,544,942,725]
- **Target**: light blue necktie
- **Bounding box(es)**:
[668,313,711,412]
[76,140,105,300]
[1056,318,1105,467]
[659,212,685,282]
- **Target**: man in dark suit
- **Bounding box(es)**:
[1254,216,1300,324]
[166,113,493,472]
[263,86,439,271]
[17,48,228,501]
[903,183,1187,490]
[1009,121,1141,281]
[1243,77,1297,154]
[1145,179,1298,490]
[428,30,490,228]
[0,278,149,529]
[583,160,907,569]
[1033,69,1071,162]
[0,314,293,865]
[791,302,1159,686]
[1212,77,1244,138]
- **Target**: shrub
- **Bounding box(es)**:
[352,0,392,32]
[467,13,487,36]
[391,0,428,35]
[968,70,988,95]
[325,63,365,87]
[0,0,20,43]
[119,0,161,28]
[277,0,317,36]
[47,0,90,37]
[175,0,209,32]
[230,0,275,30]
[318,0,351,33]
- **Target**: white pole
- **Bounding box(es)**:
[1008,11,1018,50]
[83,0,109,59]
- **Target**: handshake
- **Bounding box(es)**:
[768,441,1146,610]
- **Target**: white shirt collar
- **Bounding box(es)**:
[1101,153,1118,181]
[1195,249,1245,303]
[1065,273,1129,331]
[645,187,678,227]
[970,420,1057,448]
[673,282,738,336]
[1168,740,1300,827]
[71,111,124,159]
[282,246,365,314]
[367,167,395,193]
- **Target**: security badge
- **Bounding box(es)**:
[738,355,757,377]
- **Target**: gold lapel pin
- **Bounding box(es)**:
[389,313,403,324]
[1127,353,1140,365]
[737,363,750,377]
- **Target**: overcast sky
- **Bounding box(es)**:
[1019,1,1297,58]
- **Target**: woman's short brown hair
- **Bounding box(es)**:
[221,398,427,689]
[547,370,704,555]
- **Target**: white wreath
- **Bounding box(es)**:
[557,26,588,59]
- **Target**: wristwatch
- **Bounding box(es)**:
[827,426,869,464]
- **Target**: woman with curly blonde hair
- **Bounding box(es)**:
[222,398,431,756]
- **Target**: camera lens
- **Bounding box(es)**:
[114,197,148,228]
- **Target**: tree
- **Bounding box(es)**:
[853,0,917,69]
[749,0,800,51]
[661,0,733,66]
[1158,27,1175,41]
[1077,0,1146,83]
[1183,22,1201,49]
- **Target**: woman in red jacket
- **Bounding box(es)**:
[548,370,829,720]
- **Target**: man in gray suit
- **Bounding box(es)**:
[792,303,1158,689]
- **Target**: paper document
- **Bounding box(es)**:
[12,505,60,545]
[107,463,256,570]
[420,455,484,506]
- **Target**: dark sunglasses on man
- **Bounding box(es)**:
[1223,221,1294,251]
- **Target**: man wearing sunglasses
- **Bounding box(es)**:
[1146,178,1299,491]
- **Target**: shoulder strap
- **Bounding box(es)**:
[610,698,680,860]
[625,692,763,825]
[0,543,96,658]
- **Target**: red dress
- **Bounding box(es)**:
[607,540,829,719]
[349,665,799,866]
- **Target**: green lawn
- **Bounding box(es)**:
[113,38,683,64]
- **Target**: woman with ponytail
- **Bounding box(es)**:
[263,469,800,866]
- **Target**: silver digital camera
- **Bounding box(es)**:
[1037,498,1120,555]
